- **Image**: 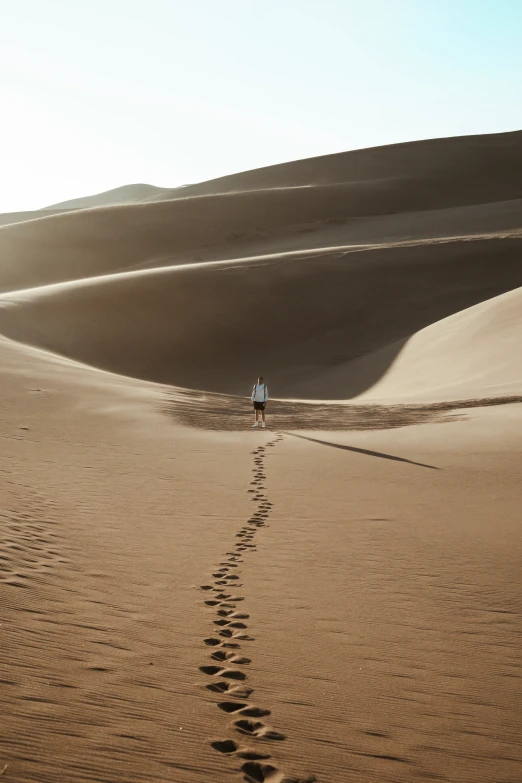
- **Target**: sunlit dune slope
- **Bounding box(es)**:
[295,286,522,401]
[0,236,521,399]
[360,285,522,400]
[0,208,67,228]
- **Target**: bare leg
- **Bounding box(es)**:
[261,409,266,425]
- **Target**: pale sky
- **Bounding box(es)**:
[1,0,521,213]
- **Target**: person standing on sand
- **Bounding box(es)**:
[251,376,268,428]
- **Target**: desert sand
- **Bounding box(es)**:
[1,130,521,783]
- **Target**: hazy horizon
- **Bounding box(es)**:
[2,0,522,213]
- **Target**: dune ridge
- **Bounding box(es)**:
[46,128,522,202]
[43,183,180,210]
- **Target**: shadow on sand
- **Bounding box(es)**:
[281,431,440,470]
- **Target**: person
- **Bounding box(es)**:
[251,376,268,428]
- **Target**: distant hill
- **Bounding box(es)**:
[43,184,181,210]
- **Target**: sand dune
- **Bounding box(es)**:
[179,129,522,203]
[1,194,521,295]
[0,132,521,400]
[1,233,521,398]
[43,183,179,210]
[0,130,521,295]
[0,208,67,228]
[295,285,522,401]
[361,285,522,399]
[1,131,522,783]
[1,332,521,783]
[41,128,522,208]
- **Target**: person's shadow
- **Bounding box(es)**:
[281,432,440,470]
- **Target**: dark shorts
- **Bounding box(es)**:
[253,401,266,411]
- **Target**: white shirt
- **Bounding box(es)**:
[252,383,268,402]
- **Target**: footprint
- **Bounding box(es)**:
[241,762,282,783]
[234,719,286,741]
[200,665,223,675]
[218,610,249,619]
[208,746,269,766]
[218,701,248,713]
[242,762,317,783]
[211,650,251,664]
[200,666,247,680]
[211,739,238,754]
[206,682,253,698]
[238,750,272,761]
[240,706,271,718]
[199,437,294,775]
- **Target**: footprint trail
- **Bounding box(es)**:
[199,434,316,783]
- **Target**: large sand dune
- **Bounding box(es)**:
[1,131,522,783]
[179,129,522,198]
[1,234,521,398]
[40,128,522,207]
[296,285,522,401]
[363,285,522,399]
[0,131,521,398]
[0,130,521,294]
[0,207,67,228]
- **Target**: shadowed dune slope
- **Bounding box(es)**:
[41,128,522,204]
[0,130,521,294]
[296,286,522,401]
[178,129,522,198]
[1,236,521,399]
[361,285,522,399]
